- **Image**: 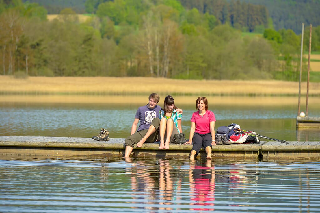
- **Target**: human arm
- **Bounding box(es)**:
[210,121,216,145]
[130,118,139,135]
[178,119,182,133]
[176,110,183,133]
[176,108,183,114]
[185,122,195,144]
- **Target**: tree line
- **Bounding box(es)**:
[22,0,320,35]
[0,0,319,81]
[241,0,320,34]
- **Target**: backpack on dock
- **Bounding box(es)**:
[215,123,259,145]
[215,126,231,145]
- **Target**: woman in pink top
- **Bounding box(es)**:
[186,97,216,160]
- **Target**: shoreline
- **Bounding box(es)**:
[1,76,320,105]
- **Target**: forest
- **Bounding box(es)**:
[1,0,320,81]
[23,0,320,34]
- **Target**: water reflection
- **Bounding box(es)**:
[296,129,320,142]
[127,159,185,211]
[189,160,215,211]
[0,158,319,212]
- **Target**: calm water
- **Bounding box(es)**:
[1,158,320,212]
[0,102,319,141]
[1,101,320,212]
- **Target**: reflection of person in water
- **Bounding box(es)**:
[159,159,174,211]
[128,159,184,211]
[189,160,215,211]
[129,161,156,211]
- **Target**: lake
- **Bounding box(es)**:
[1,99,320,212]
[0,158,320,212]
[0,101,319,141]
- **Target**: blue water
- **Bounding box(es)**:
[0,102,319,141]
[0,158,320,212]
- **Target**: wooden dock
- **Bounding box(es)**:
[296,116,320,128]
[1,136,320,161]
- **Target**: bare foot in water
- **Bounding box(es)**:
[159,140,165,149]
[190,150,196,161]
[124,157,132,163]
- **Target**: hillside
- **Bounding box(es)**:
[22,0,86,13]
[240,0,320,33]
[22,0,320,33]
[2,0,319,81]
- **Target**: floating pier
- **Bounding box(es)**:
[297,116,320,128]
[1,136,320,161]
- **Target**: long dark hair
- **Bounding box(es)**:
[163,95,176,113]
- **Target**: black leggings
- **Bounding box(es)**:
[192,132,212,155]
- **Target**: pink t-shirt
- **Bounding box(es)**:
[191,110,216,134]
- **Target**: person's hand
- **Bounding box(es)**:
[211,140,216,146]
[184,139,192,145]
[177,108,183,114]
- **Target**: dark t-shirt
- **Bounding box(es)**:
[135,105,161,132]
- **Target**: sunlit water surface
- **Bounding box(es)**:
[1,159,320,212]
[0,102,319,141]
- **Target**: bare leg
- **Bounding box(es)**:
[124,146,133,158]
[206,159,211,167]
[164,119,173,149]
[159,118,167,149]
[190,150,197,161]
[137,125,156,147]
[206,146,212,159]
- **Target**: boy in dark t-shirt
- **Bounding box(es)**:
[124,93,161,158]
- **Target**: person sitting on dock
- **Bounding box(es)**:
[138,95,183,150]
[185,97,216,160]
[158,95,182,149]
[124,93,161,158]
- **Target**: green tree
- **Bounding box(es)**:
[0,8,23,75]
[186,8,201,25]
[163,0,184,13]
[96,0,126,25]
[74,33,95,76]
[180,22,198,36]
[117,33,137,76]
[279,29,300,51]
[263,29,282,44]
[24,2,47,21]
[59,8,79,23]
[96,38,117,76]
[181,35,211,79]
[0,0,6,15]
[15,34,31,75]
[153,4,180,23]
[203,12,217,31]
[245,37,276,74]
[85,0,97,14]
[100,17,115,39]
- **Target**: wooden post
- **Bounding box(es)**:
[306,24,312,117]
[298,23,304,116]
